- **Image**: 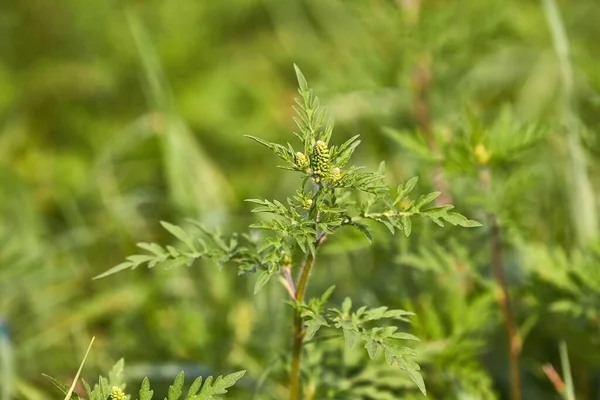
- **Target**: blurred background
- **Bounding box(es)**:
[1,0,600,399]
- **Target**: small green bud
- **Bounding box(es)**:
[295,152,310,170]
[302,198,313,210]
[329,167,341,182]
[311,140,330,182]
[282,254,292,265]
[111,386,126,400]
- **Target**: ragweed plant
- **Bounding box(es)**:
[44,354,245,400]
[96,66,481,399]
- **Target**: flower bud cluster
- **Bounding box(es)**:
[295,152,310,171]
[295,140,341,184]
[311,140,330,183]
[111,387,126,400]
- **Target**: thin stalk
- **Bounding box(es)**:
[480,168,521,400]
[559,341,576,400]
[542,0,597,244]
[289,233,326,400]
[411,57,452,206]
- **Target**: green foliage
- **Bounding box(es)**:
[161,370,246,400]
[45,359,245,400]
[95,66,480,397]
[4,1,600,399]
[300,297,425,395]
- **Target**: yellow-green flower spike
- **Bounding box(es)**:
[311,140,330,182]
[295,152,309,171]
[110,386,126,400]
[329,167,341,183]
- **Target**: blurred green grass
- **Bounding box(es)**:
[1,0,599,399]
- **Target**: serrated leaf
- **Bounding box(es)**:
[186,376,204,398]
[197,371,246,400]
[81,380,92,400]
[139,377,154,400]
[343,327,359,348]
[304,319,325,341]
[167,372,185,400]
[254,270,271,294]
[364,306,388,321]
[108,359,125,386]
[365,339,378,359]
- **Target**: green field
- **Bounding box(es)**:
[1,1,600,399]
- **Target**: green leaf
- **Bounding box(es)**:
[93,261,133,280]
[351,222,373,243]
[161,221,197,252]
[108,358,125,386]
[293,64,308,91]
[365,339,378,359]
[320,285,336,303]
[137,242,167,257]
[442,212,482,227]
[415,192,441,209]
[402,216,412,237]
[254,270,271,294]
[392,332,420,341]
[197,371,246,400]
[167,372,185,400]
[139,377,154,400]
[81,380,92,400]
[343,327,359,348]
[342,297,352,314]
[407,369,427,396]
[304,318,326,341]
[127,255,155,266]
[42,374,80,400]
[186,376,204,398]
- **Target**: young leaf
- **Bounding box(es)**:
[93,262,133,280]
[139,378,154,400]
[167,371,185,400]
[197,370,246,399]
[41,374,80,400]
[161,221,197,252]
[351,222,373,243]
[254,270,271,294]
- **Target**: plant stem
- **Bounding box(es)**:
[480,168,521,400]
[289,233,326,400]
[411,56,452,206]
[490,212,521,400]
